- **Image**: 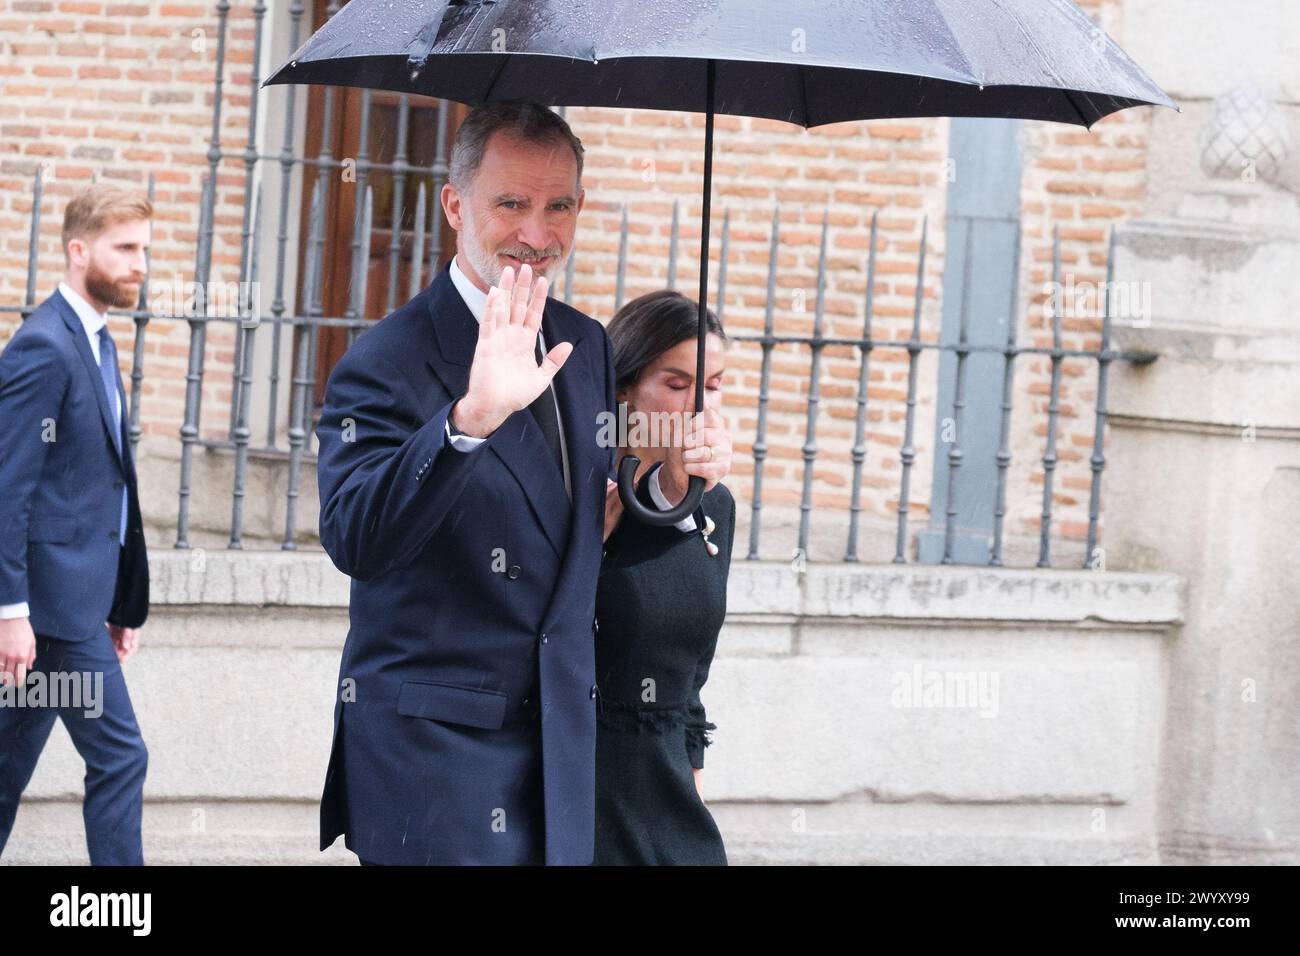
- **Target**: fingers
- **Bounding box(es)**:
[487,263,549,337]
[498,263,516,309]
[524,272,549,332]
[485,264,520,335]
[540,340,573,377]
[682,438,725,462]
[483,286,500,336]
[680,407,732,489]
[113,628,139,663]
[1,655,26,688]
[509,263,531,326]
[681,413,730,462]
[510,263,548,330]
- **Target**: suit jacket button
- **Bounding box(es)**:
[540,633,548,644]
[507,565,520,579]
[589,685,598,700]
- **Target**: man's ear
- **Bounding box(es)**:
[65,237,88,269]
[441,183,463,231]
[576,187,586,217]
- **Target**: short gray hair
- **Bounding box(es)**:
[448,99,585,194]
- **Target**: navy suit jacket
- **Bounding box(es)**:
[316,260,633,865]
[0,289,149,641]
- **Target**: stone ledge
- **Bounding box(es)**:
[147,550,1185,627]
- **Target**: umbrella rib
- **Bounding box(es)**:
[1062,88,1093,130]
[479,52,512,103]
[798,63,811,128]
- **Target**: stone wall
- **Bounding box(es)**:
[3,551,1187,865]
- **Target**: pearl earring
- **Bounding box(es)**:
[701,513,719,556]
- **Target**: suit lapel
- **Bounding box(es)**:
[538,305,606,634]
[53,289,125,468]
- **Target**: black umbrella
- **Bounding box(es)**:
[265,0,1178,525]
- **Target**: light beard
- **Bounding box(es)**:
[460,208,569,292]
[84,260,140,310]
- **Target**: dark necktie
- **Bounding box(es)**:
[527,333,566,493]
[97,326,128,545]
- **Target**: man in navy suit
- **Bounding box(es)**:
[315,100,720,865]
[0,184,151,865]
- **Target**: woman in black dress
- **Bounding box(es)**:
[594,290,735,865]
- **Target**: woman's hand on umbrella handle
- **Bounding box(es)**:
[661,407,732,501]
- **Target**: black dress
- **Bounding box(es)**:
[593,466,736,865]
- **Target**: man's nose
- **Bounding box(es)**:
[517,208,554,252]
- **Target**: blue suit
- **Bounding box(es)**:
[316,261,623,865]
[0,288,150,865]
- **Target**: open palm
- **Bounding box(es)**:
[464,263,572,422]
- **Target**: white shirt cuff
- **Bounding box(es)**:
[0,602,30,620]
[648,464,697,532]
[445,416,487,451]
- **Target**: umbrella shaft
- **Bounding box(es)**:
[695,58,715,418]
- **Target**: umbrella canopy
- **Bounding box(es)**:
[265,0,1176,128]
[264,0,1178,525]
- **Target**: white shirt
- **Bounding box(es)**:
[0,283,124,621]
[444,255,696,532]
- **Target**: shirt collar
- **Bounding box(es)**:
[449,255,487,323]
[58,280,109,337]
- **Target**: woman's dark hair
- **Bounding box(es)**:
[606,290,726,394]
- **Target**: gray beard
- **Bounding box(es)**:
[460,212,570,291]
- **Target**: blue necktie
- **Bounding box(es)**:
[97,326,128,546]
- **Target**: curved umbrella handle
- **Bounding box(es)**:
[616,454,704,526]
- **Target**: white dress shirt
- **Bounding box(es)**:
[443,255,696,532]
[0,283,124,621]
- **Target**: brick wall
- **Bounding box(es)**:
[0,0,256,440]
